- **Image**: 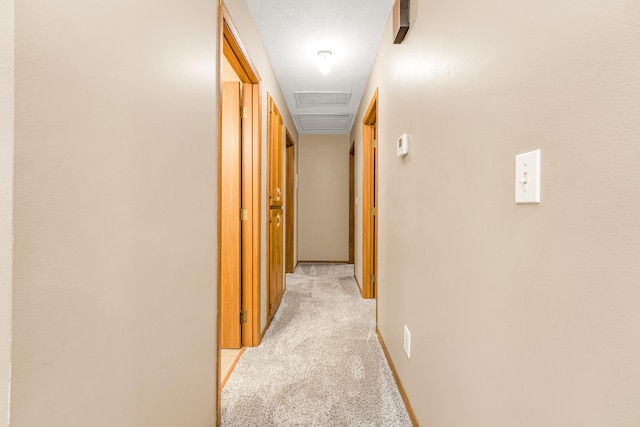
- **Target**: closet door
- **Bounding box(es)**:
[267,94,284,321]
[220,81,242,349]
[268,96,283,207]
[268,209,284,319]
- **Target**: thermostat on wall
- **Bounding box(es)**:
[397,133,409,157]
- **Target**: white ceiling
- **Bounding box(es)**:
[246,0,394,135]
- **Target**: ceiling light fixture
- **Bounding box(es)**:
[317,50,333,75]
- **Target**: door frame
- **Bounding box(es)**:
[219,2,262,348]
[217,2,262,409]
[362,89,378,300]
[349,141,355,264]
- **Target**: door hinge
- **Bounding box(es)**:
[370,274,376,284]
[240,106,248,119]
[240,208,248,221]
[240,310,248,323]
[370,207,376,216]
[371,139,377,148]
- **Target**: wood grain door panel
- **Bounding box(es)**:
[268,97,283,207]
[221,81,242,349]
[268,208,284,318]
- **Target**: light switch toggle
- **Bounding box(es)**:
[515,149,541,203]
[518,171,528,185]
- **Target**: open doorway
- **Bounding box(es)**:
[285,130,296,273]
[217,1,262,405]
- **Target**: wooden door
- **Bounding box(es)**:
[267,95,284,322]
[221,81,242,348]
[285,134,295,273]
[268,96,283,207]
[268,209,284,318]
[362,90,378,300]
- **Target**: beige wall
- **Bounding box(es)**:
[0,1,14,425]
[224,0,298,333]
[12,1,218,426]
[298,134,350,262]
[353,0,640,425]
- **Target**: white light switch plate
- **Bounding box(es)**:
[515,149,541,203]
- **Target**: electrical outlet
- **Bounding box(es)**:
[403,325,411,359]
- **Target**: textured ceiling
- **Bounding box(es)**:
[246,0,394,134]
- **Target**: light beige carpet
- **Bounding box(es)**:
[221,263,413,426]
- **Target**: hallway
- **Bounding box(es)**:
[221,264,412,426]
[3,0,640,426]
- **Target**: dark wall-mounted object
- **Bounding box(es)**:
[393,0,410,44]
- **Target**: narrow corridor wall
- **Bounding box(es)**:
[353,0,640,425]
[298,134,350,262]
[12,1,218,425]
[0,1,14,425]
